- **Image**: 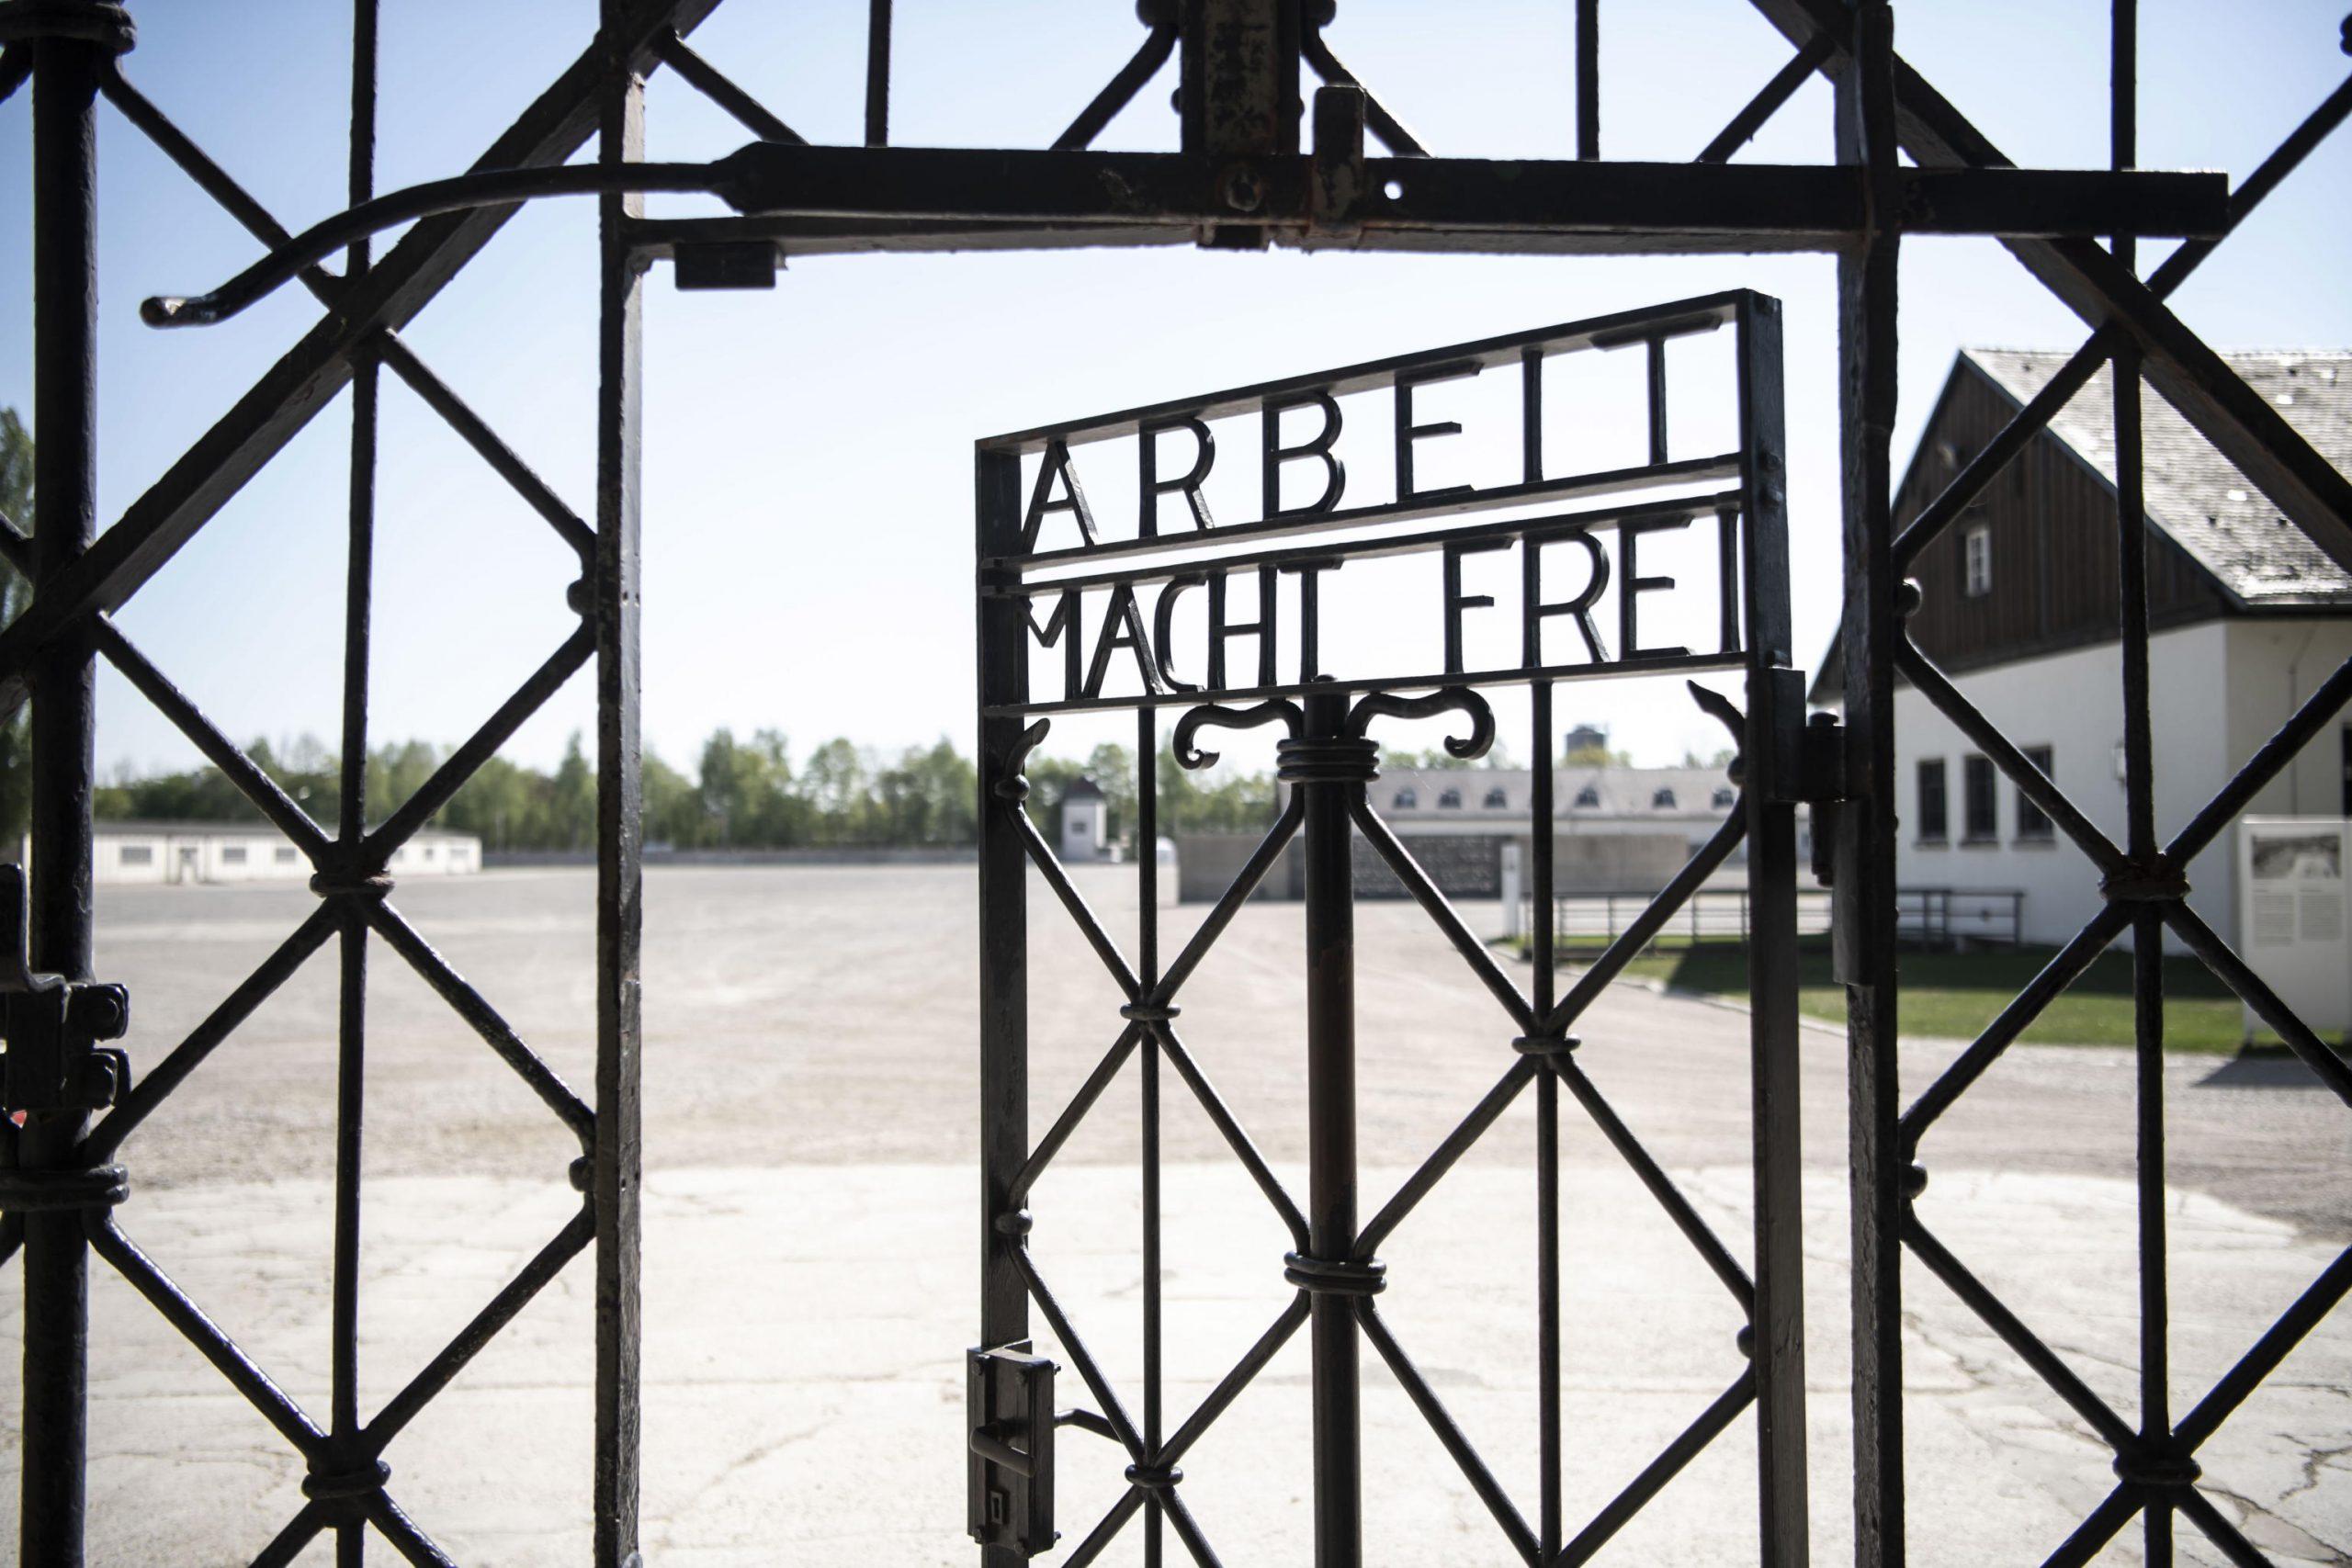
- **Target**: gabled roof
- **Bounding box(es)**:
[1966,349,2352,607]
[1061,776,1103,801]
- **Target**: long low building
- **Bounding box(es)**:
[90,820,482,885]
[1174,759,1802,903]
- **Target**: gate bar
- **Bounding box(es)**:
[1834,6,1907,1566]
[1299,689,1363,1566]
[19,8,113,1562]
[1735,291,1808,1567]
[974,448,1031,1568]
[592,14,650,1565]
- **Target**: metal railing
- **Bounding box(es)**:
[1521,886,2020,948]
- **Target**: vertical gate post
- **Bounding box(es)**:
[973,448,1031,1568]
[16,6,126,1562]
[1834,6,1907,1566]
[1292,688,1365,1567]
[593,14,647,1565]
[1735,293,1809,1567]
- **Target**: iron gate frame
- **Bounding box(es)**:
[971,289,1811,1566]
[0,0,2341,1564]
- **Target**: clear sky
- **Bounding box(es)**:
[1,0,2346,779]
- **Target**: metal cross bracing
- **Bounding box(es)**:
[971,293,1812,1565]
[0,1,668,1563]
[1844,6,2352,1565]
[0,0,2343,1564]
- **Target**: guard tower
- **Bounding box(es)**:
[1058,777,1107,863]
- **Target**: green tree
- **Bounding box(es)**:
[548,733,596,851]
[642,750,701,849]
[1157,734,1276,834]
[1389,741,1518,772]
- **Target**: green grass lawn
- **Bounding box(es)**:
[1538,937,2261,1053]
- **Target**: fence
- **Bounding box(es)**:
[1520,886,2023,949]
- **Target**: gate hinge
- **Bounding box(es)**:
[1792,712,1847,807]
[1763,705,1847,888]
[968,1344,1057,1556]
[0,864,130,1117]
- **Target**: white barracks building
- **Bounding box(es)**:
[91,821,481,885]
[1812,348,2352,949]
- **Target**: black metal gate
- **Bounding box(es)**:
[969,293,1815,1564]
[4,2,2348,1565]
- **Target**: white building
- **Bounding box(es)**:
[91,821,482,885]
[1812,348,2352,949]
[1057,777,1108,863]
[1374,761,1744,860]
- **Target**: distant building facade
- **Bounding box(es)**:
[1177,754,1758,903]
[92,821,481,885]
[1811,348,2352,948]
[1057,777,1108,863]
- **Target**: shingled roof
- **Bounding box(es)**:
[1967,349,2352,607]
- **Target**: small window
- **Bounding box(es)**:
[220,845,247,865]
[423,846,436,861]
[1436,788,1462,809]
[274,846,298,864]
[1651,787,1677,810]
[1482,786,1508,809]
[1962,754,1998,841]
[1393,787,1418,810]
[1917,758,1949,842]
[1572,784,1600,809]
[1962,524,1993,597]
[1711,787,1735,809]
[118,844,153,867]
[2016,745,2054,841]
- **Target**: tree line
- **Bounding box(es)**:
[81,728,1306,853]
[4,402,1540,857]
[82,730,1542,853]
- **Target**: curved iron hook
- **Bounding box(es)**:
[1686,680,1747,784]
[1173,699,1304,769]
[141,157,724,327]
[1345,685,1495,760]
[996,718,1052,801]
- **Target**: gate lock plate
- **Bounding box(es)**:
[967,1344,1057,1555]
[0,864,130,1117]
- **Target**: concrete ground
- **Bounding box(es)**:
[1,864,2346,1565]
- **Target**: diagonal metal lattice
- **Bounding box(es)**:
[2,2,2344,1565]
[0,4,659,1562]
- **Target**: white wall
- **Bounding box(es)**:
[1894,622,2237,949]
[2225,620,2352,828]
[1894,618,2352,949]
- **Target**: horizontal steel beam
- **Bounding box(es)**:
[693,144,2227,246]
[145,150,2235,323]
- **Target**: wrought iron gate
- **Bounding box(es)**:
[4,1,2348,1564]
[970,293,1816,1564]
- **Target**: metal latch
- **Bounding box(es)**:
[1795,710,1847,888]
[0,864,130,1117]
[968,1345,1057,1556]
